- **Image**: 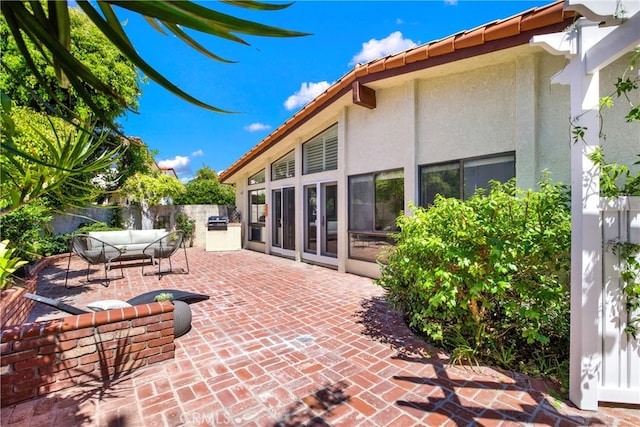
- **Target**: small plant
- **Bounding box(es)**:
[0,201,53,262]
[0,240,28,290]
[154,292,174,302]
[175,212,195,247]
[611,241,640,338]
[109,206,124,229]
[76,221,121,233]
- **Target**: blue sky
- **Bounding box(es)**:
[118,0,550,181]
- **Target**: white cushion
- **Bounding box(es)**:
[86,299,132,312]
[89,230,131,246]
[130,229,166,244]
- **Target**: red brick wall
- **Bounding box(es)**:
[0,301,175,407]
[0,255,63,327]
[0,285,34,328]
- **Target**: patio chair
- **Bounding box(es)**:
[64,234,124,288]
[142,230,189,276]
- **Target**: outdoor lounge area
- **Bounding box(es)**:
[1,248,638,426]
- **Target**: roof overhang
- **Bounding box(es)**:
[219,0,576,184]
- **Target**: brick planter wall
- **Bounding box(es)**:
[0,301,175,407]
[0,285,33,328]
[0,255,60,328]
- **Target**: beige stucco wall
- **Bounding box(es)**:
[536,53,572,185]
[345,84,414,176]
[226,46,639,279]
[417,61,517,164]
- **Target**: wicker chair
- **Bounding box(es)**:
[142,230,189,276]
[64,234,124,288]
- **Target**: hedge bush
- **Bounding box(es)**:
[376,177,571,381]
[0,201,54,262]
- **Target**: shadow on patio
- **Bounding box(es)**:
[2,248,638,426]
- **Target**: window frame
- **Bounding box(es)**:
[248,169,265,185]
[419,152,515,207]
[303,124,338,175]
[271,151,295,181]
[248,188,266,242]
[348,168,404,262]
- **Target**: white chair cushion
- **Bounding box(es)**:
[86,299,132,311]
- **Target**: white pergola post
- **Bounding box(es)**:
[531,0,640,410]
[568,35,602,412]
[566,21,604,411]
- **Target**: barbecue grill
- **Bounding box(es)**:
[207,216,228,231]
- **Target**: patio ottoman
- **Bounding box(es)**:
[172,300,192,338]
[125,290,201,338]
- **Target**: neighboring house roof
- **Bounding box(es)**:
[218,0,576,183]
[160,167,178,179]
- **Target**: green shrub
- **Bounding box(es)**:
[38,234,70,256]
[109,206,124,229]
[376,177,571,382]
[0,201,53,262]
[175,212,195,245]
[76,221,120,233]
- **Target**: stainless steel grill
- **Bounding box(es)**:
[207,216,228,231]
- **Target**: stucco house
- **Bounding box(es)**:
[219,0,638,279]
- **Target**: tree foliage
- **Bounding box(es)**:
[1,4,140,214]
[174,166,236,205]
[0,8,141,124]
[1,97,122,215]
[1,0,308,127]
[121,172,185,207]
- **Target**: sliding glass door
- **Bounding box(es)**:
[304,182,337,262]
[272,187,295,253]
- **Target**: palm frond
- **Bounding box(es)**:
[164,23,236,63]
[220,1,295,12]
[77,1,235,113]
[1,0,310,130]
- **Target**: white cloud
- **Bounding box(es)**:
[284,81,331,111]
[191,149,203,157]
[349,31,417,65]
[244,122,272,132]
[396,18,405,25]
[157,155,191,175]
[444,0,458,5]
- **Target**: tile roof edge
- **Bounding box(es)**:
[219,0,575,183]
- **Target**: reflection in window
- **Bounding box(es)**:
[420,153,515,206]
[248,189,266,242]
[248,169,265,185]
[271,151,295,181]
[303,125,338,174]
[374,170,404,232]
[348,169,404,261]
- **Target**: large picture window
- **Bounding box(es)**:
[271,151,295,181]
[303,125,338,174]
[419,153,515,207]
[248,189,266,242]
[348,169,404,261]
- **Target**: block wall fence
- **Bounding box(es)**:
[51,204,238,249]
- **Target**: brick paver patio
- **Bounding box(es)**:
[2,248,639,426]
